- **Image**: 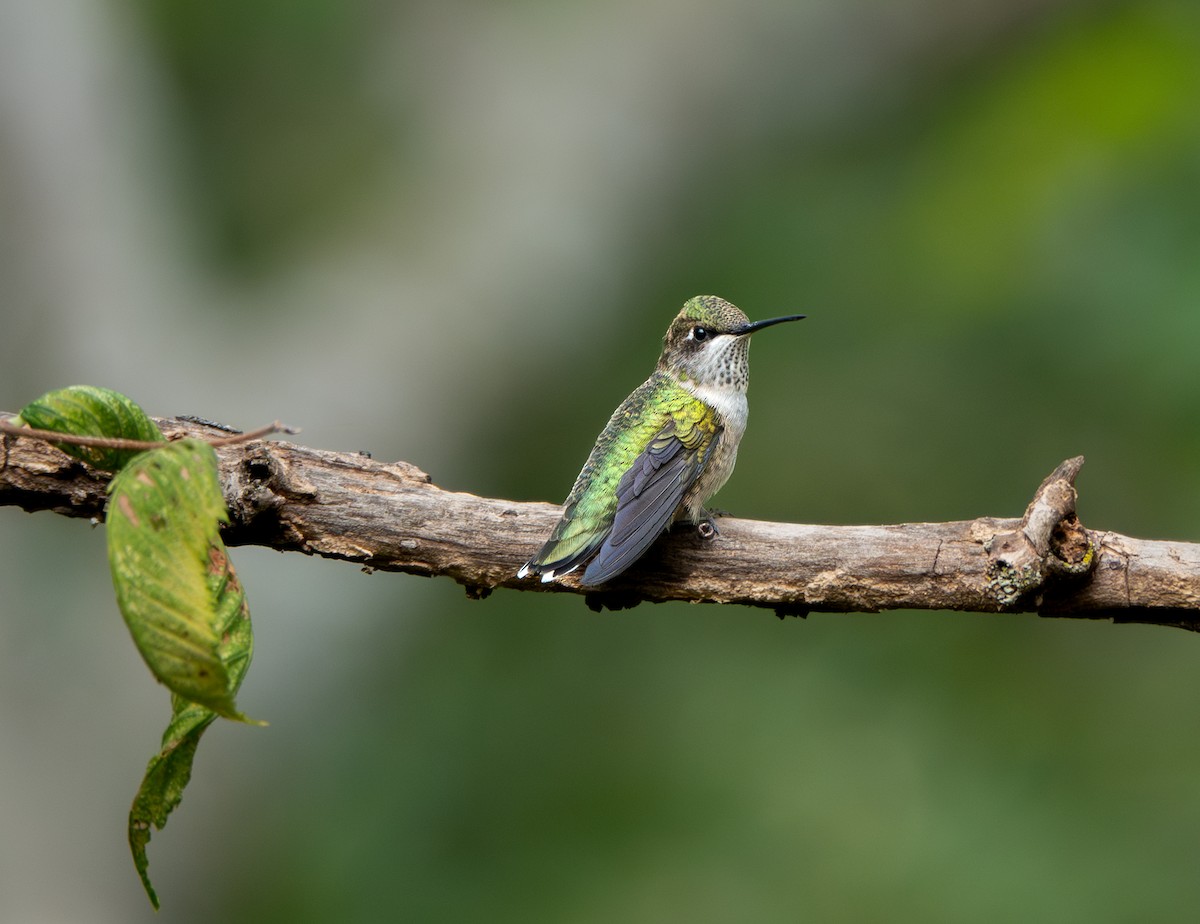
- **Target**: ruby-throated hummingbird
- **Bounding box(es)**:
[518,295,804,587]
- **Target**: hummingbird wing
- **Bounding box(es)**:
[518,376,718,585]
[579,413,715,586]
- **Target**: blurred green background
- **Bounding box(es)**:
[2,0,1200,921]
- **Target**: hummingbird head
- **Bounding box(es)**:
[658,295,804,391]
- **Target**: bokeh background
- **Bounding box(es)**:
[2,0,1200,921]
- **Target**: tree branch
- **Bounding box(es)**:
[3,415,1198,631]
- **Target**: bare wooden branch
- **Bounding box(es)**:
[3,415,1199,631]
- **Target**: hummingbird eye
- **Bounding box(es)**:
[691,326,709,342]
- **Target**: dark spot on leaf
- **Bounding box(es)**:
[208,545,228,575]
[118,494,140,528]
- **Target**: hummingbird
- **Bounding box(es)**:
[517,295,804,587]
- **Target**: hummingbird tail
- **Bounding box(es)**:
[517,536,603,584]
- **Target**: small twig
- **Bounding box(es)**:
[0,418,293,452]
[205,422,298,447]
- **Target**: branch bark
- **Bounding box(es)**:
[3,415,1199,631]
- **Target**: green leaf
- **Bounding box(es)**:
[111,438,261,907]
[128,696,218,911]
[106,438,256,721]
[17,384,164,472]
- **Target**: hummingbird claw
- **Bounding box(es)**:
[696,516,720,541]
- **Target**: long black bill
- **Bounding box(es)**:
[732,314,806,336]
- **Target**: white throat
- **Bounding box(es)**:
[680,378,749,437]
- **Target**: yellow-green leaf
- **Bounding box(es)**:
[17,385,164,472]
[111,438,261,907]
[128,697,217,910]
[106,439,256,720]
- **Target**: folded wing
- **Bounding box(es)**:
[580,417,714,586]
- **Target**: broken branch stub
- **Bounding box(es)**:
[984,456,1096,606]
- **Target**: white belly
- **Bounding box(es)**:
[680,382,748,522]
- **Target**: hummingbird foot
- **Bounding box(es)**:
[696,513,720,541]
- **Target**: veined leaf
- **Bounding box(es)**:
[111,438,261,907]
[106,439,256,721]
[129,696,218,911]
[129,542,257,908]
[17,384,164,472]
[15,387,263,908]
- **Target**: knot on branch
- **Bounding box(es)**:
[984,456,1096,606]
